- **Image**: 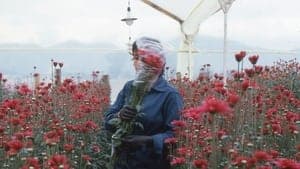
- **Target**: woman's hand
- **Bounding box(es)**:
[117,106,138,121]
[122,135,153,147]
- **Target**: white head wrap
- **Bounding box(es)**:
[132,37,166,90]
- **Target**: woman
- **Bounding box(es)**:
[104,37,183,169]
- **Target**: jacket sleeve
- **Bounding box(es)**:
[151,91,183,156]
[104,81,131,131]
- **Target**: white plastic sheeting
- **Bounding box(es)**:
[141,0,223,78]
[178,0,221,78]
[141,0,201,22]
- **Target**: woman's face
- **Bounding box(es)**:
[132,50,142,71]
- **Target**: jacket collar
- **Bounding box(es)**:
[151,76,168,92]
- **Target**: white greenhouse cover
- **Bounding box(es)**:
[141,0,229,79]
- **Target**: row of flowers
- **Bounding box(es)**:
[0,73,111,169]
[0,52,299,168]
[167,53,300,168]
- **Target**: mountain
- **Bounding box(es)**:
[0,36,298,81]
[47,40,118,49]
[0,43,42,49]
[1,36,299,100]
[0,40,132,79]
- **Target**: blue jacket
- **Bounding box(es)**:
[104,76,183,169]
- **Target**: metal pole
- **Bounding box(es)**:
[188,41,192,79]
[223,11,228,85]
[51,59,54,85]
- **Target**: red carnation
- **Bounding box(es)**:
[193,159,208,169]
[5,139,23,156]
[63,144,74,153]
[46,154,71,169]
[171,157,186,166]
[197,97,232,117]
[235,51,246,62]
[21,157,41,169]
[248,55,259,65]
[274,158,300,169]
[253,150,272,162]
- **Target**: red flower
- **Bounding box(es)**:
[46,154,70,169]
[9,117,24,126]
[213,81,224,88]
[226,92,240,107]
[138,49,165,69]
[21,157,41,169]
[182,107,202,120]
[43,130,61,145]
[177,147,192,156]
[197,97,232,117]
[81,120,98,133]
[241,79,250,91]
[235,51,246,62]
[254,65,263,74]
[0,126,4,134]
[193,159,208,169]
[23,129,34,138]
[13,132,24,140]
[269,149,279,158]
[171,120,186,128]
[164,137,177,144]
[232,156,249,166]
[253,150,272,162]
[217,129,227,139]
[17,84,32,95]
[72,91,85,100]
[248,55,259,65]
[3,99,20,110]
[245,68,255,77]
[63,144,74,153]
[274,158,300,169]
[233,71,245,79]
[170,157,186,166]
[285,111,298,122]
[271,123,282,134]
[289,124,298,133]
[5,139,23,156]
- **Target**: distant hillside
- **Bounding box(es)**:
[0,43,42,49]
[0,36,299,81]
[48,40,119,49]
[167,35,255,51]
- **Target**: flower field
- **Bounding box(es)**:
[0,73,111,169]
[0,53,299,169]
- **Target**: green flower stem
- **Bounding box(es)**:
[210,114,218,169]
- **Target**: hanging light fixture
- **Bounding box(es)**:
[121,1,137,26]
[121,0,137,49]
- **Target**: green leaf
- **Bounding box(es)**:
[135,122,144,130]
[107,118,121,126]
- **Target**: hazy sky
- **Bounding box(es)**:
[0,0,300,50]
